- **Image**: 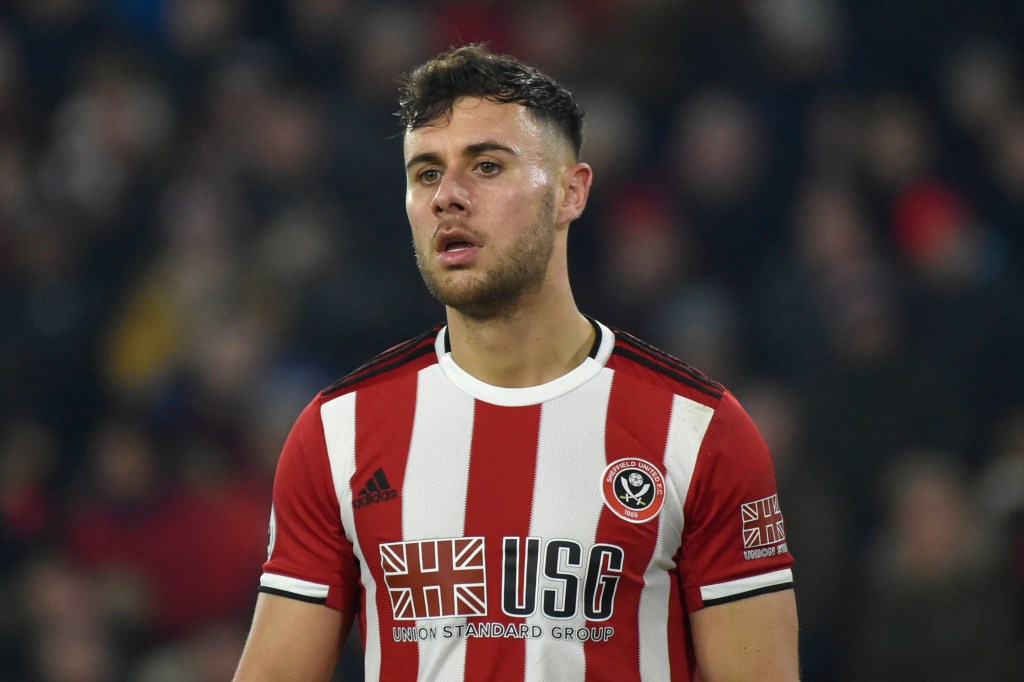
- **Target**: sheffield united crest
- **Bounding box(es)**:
[602,458,666,523]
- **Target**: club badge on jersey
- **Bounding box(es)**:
[601,457,666,523]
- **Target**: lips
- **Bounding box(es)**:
[436,228,480,252]
[435,228,482,266]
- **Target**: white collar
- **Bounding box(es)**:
[434,318,614,407]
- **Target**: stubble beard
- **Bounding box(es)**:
[415,190,557,320]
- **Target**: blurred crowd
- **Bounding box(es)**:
[1,0,1023,680]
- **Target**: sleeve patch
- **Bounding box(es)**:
[741,493,786,554]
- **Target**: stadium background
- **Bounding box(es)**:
[1,0,1023,679]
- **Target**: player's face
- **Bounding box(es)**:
[404,97,567,318]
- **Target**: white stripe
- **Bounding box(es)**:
[321,394,384,677]
[524,369,614,682]
[403,364,475,681]
[640,394,714,681]
[700,568,794,603]
[260,572,330,599]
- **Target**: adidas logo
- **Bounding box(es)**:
[353,468,397,509]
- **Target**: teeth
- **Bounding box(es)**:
[446,241,472,252]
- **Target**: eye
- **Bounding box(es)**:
[418,168,442,184]
[477,161,501,175]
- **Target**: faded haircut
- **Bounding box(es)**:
[397,44,585,160]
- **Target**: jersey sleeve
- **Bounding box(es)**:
[676,389,794,611]
[259,397,360,613]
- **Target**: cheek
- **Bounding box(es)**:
[405,188,422,218]
[406,194,431,231]
[409,220,436,257]
[524,165,552,190]
[492,186,536,218]
[409,220,431,250]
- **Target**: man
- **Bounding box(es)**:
[235,44,798,681]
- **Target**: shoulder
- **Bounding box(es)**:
[320,325,443,401]
[606,325,725,407]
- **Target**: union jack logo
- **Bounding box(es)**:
[380,537,487,620]
[741,495,785,548]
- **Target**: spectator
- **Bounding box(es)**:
[851,452,1024,681]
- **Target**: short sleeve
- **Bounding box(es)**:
[259,397,360,612]
[677,390,794,611]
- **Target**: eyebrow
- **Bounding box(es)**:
[405,141,518,172]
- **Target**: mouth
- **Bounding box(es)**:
[443,240,475,252]
[435,228,482,253]
[434,228,482,266]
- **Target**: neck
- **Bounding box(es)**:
[444,290,595,388]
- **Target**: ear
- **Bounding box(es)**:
[556,162,593,227]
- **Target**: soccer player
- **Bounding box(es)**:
[234,44,798,681]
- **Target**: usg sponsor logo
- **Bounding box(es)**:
[379,536,625,623]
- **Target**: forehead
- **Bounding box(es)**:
[403,97,546,158]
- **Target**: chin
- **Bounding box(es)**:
[426,277,509,318]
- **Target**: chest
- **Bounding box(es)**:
[348,384,690,620]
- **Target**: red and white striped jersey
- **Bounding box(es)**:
[260,319,794,681]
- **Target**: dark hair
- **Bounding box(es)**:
[397,44,585,159]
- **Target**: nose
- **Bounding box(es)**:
[431,171,471,217]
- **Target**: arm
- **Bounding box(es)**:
[690,589,799,682]
[237,397,361,680]
[678,391,798,679]
[234,593,355,682]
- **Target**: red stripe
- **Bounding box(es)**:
[354,372,419,681]
[587,371,674,682]
[462,401,542,681]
